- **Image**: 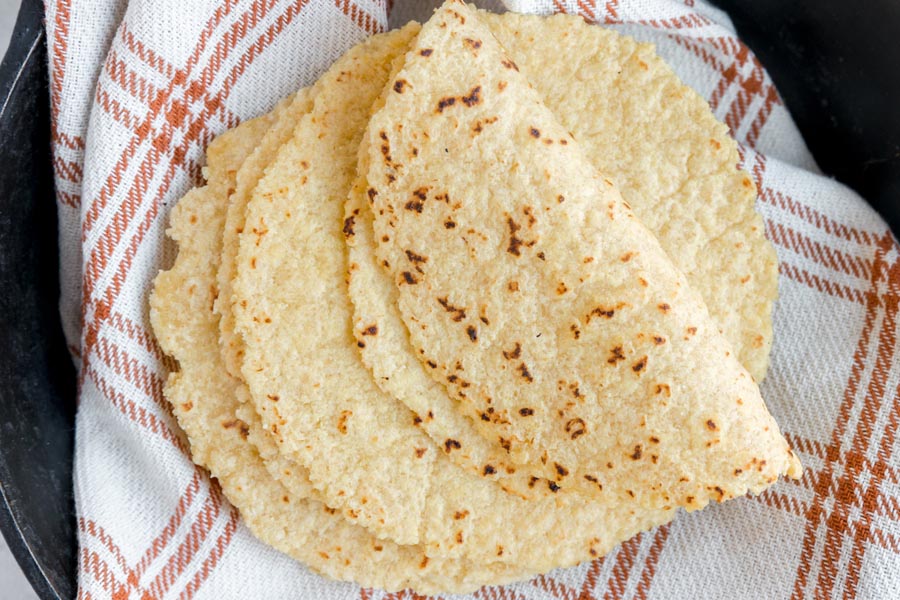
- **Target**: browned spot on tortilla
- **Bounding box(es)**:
[342,215,355,237]
[706,419,717,431]
[405,249,427,264]
[655,383,671,397]
[437,297,466,322]
[630,445,643,460]
[414,447,427,458]
[444,439,462,452]
[529,127,540,138]
[463,38,482,51]
[607,346,626,365]
[508,280,519,292]
[461,86,481,107]
[419,48,433,56]
[392,79,408,93]
[632,356,648,374]
[401,271,418,285]
[437,97,456,112]
[361,325,378,336]
[502,342,521,360]
[483,464,496,475]
[466,326,478,342]
[336,410,352,434]
[501,58,519,71]
[565,418,587,440]
[658,303,671,313]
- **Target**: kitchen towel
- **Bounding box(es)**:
[45,0,900,598]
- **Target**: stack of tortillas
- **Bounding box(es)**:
[150,1,801,594]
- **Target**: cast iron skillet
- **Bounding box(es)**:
[0,0,897,597]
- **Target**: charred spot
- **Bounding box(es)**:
[367,188,377,202]
[502,342,522,360]
[362,325,378,336]
[461,86,482,107]
[706,419,717,431]
[528,476,539,488]
[356,341,365,348]
[537,252,546,260]
[415,447,427,458]
[630,445,643,460]
[519,407,534,417]
[565,418,587,440]
[413,415,423,425]
[392,79,408,93]
[548,481,560,492]
[517,362,533,382]
[444,219,456,229]
[466,326,478,342]
[507,217,523,256]
[499,437,512,452]
[584,475,602,490]
[480,412,490,421]
[607,346,626,365]
[591,306,616,320]
[444,439,462,452]
[405,198,424,212]
[267,394,279,402]
[649,436,660,444]
[401,271,418,285]
[419,48,433,56]
[342,215,355,237]
[464,38,482,50]
[653,336,666,345]
[437,297,466,321]
[658,303,671,313]
[555,463,569,477]
[734,468,743,476]
[483,464,496,475]
[426,360,437,369]
[632,356,648,374]
[437,97,457,112]
[447,374,459,383]
[405,249,428,263]
[501,58,519,71]
[497,546,504,556]
[529,127,540,138]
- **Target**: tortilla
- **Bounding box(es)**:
[363,0,800,506]
[216,91,315,378]
[480,11,777,382]
[347,8,777,498]
[149,114,528,594]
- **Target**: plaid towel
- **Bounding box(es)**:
[46,0,900,597]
